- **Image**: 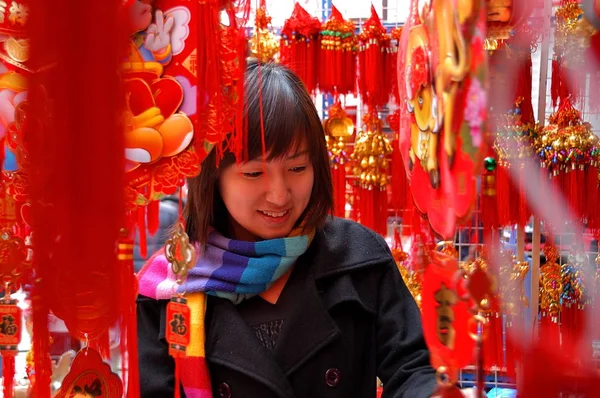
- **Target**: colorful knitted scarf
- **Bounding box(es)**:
[137,227,314,398]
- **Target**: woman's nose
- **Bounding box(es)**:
[265,175,291,206]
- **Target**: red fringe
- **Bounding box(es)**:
[375,187,388,236]
[505,319,518,380]
[551,58,560,108]
[390,139,408,212]
[588,34,600,112]
[560,304,585,351]
[89,330,111,360]
[30,288,51,398]
[331,165,347,218]
[2,354,15,398]
[539,315,561,348]
[119,232,139,398]
[195,2,221,149]
[137,206,148,259]
[147,199,160,236]
[517,51,534,124]
[586,167,599,228]
[28,1,127,396]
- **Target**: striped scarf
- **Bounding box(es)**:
[137,227,314,397]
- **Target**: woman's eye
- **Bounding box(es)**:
[290,166,306,173]
[243,171,263,178]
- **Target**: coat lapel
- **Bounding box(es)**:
[273,261,341,376]
[205,296,296,398]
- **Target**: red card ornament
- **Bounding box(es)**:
[397,0,483,239]
[124,1,200,208]
[0,299,21,351]
[166,296,191,357]
[421,251,475,382]
[53,348,123,398]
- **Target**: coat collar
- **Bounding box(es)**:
[311,217,392,280]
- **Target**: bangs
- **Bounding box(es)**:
[240,61,322,163]
[246,80,309,161]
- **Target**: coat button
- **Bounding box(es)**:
[325,368,341,387]
[218,382,232,398]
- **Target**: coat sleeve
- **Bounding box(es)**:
[137,295,183,397]
[376,259,437,398]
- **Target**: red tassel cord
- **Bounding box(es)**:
[2,354,15,398]
[390,139,408,212]
[375,186,388,236]
[195,1,249,157]
[118,230,140,398]
[551,57,561,108]
[587,34,600,112]
[146,199,160,237]
[28,0,127,395]
[331,165,346,217]
[137,205,148,260]
[585,167,599,229]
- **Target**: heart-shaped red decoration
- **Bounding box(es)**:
[152,76,184,119]
[124,78,155,116]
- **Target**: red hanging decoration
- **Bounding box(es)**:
[357,6,391,108]
[54,348,124,398]
[323,101,354,218]
[588,33,600,112]
[350,111,392,235]
[533,97,598,222]
[280,3,321,93]
[318,6,356,95]
[397,0,483,240]
[27,1,129,396]
[421,249,476,384]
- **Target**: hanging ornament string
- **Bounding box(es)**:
[280,3,321,93]
[250,0,280,62]
[350,111,392,235]
[164,222,196,398]
[323,101,354,217]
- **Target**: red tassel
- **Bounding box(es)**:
[586,167,599,228]
[137,205,148,259]
[118,232,139,398]
[147,199,160,237]
[332,166,346,217]
[560,304,585,351]
[90,330,111,360]
[588,34,600,112]
[31,288,51,398]
[539,315,561,348]
[2,354,15,398]
[28,1,127,396]
[390,139,408,212]
[551,58,560,108]
[517,165,529,226]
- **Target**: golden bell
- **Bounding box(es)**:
[552,139,562,151]
[325,117,355,138]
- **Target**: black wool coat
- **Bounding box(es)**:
[137,217,436,397]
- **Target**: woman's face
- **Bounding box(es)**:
[218,142,314,241]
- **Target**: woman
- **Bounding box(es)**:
[137,60,437,397]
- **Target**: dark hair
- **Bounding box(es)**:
[184,60,333,247]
